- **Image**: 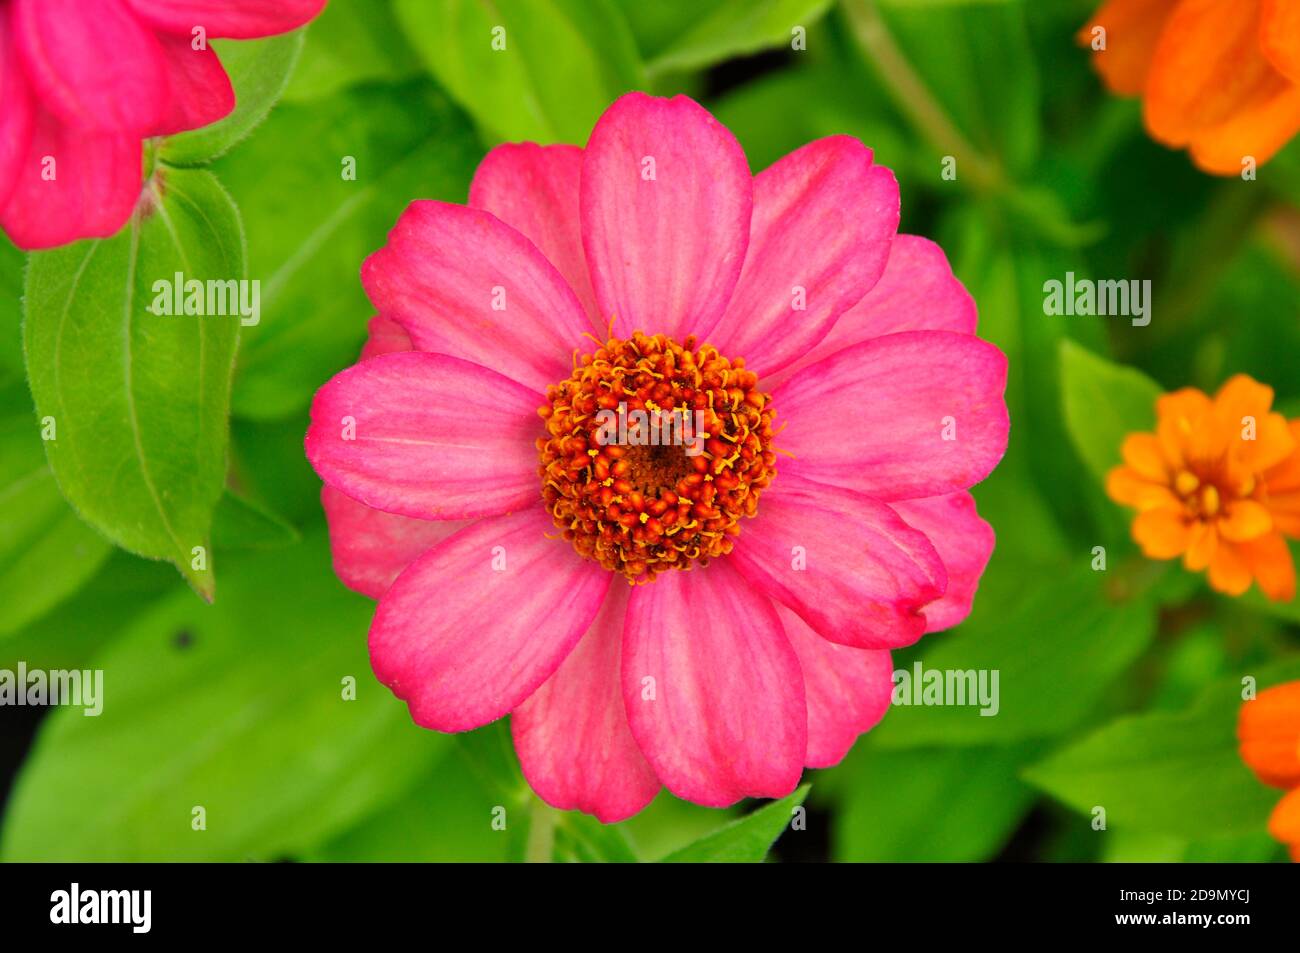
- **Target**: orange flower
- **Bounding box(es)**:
[1238,681,1300,861]
[1079,0,1300,174]
[1106,374,1300,601]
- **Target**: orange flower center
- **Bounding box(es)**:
[537,332,777,582]
[1170,460,1257,524]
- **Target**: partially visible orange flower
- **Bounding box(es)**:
[1238,680,1300,861]
[1079,0,1300,174]
[1107,374,1300,601]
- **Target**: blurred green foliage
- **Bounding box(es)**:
[2,0,1299,862]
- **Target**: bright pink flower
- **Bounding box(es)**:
[306,93,1009,822]
[0,0,326,250]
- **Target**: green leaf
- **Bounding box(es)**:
[1182,833,1286,863]
[23,168,245,599]
[308,750,510,862]
[1101,829,1284,863]
[282,0,419,102]
[1023,660,1300,839]
[659,785,808,862]
[834,746,1035,861]
[211,490,300,550]
[216,81,481,420]
[394,0,644,144]
[619,791,742,860]
[843,0,1040,179]
[873,561,1157,747]
[229,413,330,529]
[0,236,23,384]
[425,726,641,863]
[0,534,443,861]
[0,551,176,672]
[1060,339,1162,483]
[646,0,832,75]
[163,31,306,167]
[452,720,529,805]
[556,813,641,863]
[0,383,112,638]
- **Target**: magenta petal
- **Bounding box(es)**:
[0,108,140,250]
[125,0,327,39]
[148,29,234,136]
[305,351,543,521]
[836,234,977,337]
[370,507,612,733]
[779,603,892,769]
[513,584,660,823]
[358,314,413,361]
[710,136,899,377]
[762,235,977,390]
[361,200,589,394]
[775,330,1009,501]
[581,92,752,341]
[622,560,805,807]
[893,491,994,633]
[469,143,600,330]
[731,472,945,649]
[14,0,167,134]
[0,9,34,213]
[321,485,471,600]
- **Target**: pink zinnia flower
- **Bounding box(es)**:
[306,93,1009,822]
[0,0,326,250]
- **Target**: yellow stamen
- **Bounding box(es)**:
[1201,484,1221,517]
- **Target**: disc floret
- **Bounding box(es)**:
[538,332,777,581]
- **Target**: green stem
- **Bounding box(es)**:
[840,0,1003,192]
[524,802,559,864]
[840,0,1106,247]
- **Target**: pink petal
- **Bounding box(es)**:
[779,603,892,769]
[762,235,977,390]
[124,0,327,39]
[513,583,660,823]
[370,506,612,733]
[358,314,411,361]
[622,559,805,807]
[305,351,543,521]
[840,235,977,337]
[321,485,472,600]
[774,330,1009,501]
[361,200,590,394]
[469,143,600,331]
[316,318,468,599]
[0,107,140,250]
[13,0,167,134]
[149,29,234,136]
[892,491,995,633]
[709,136,899,377]
[580,92,752,341]
[0,8,34,213]
[730,472,945,649]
